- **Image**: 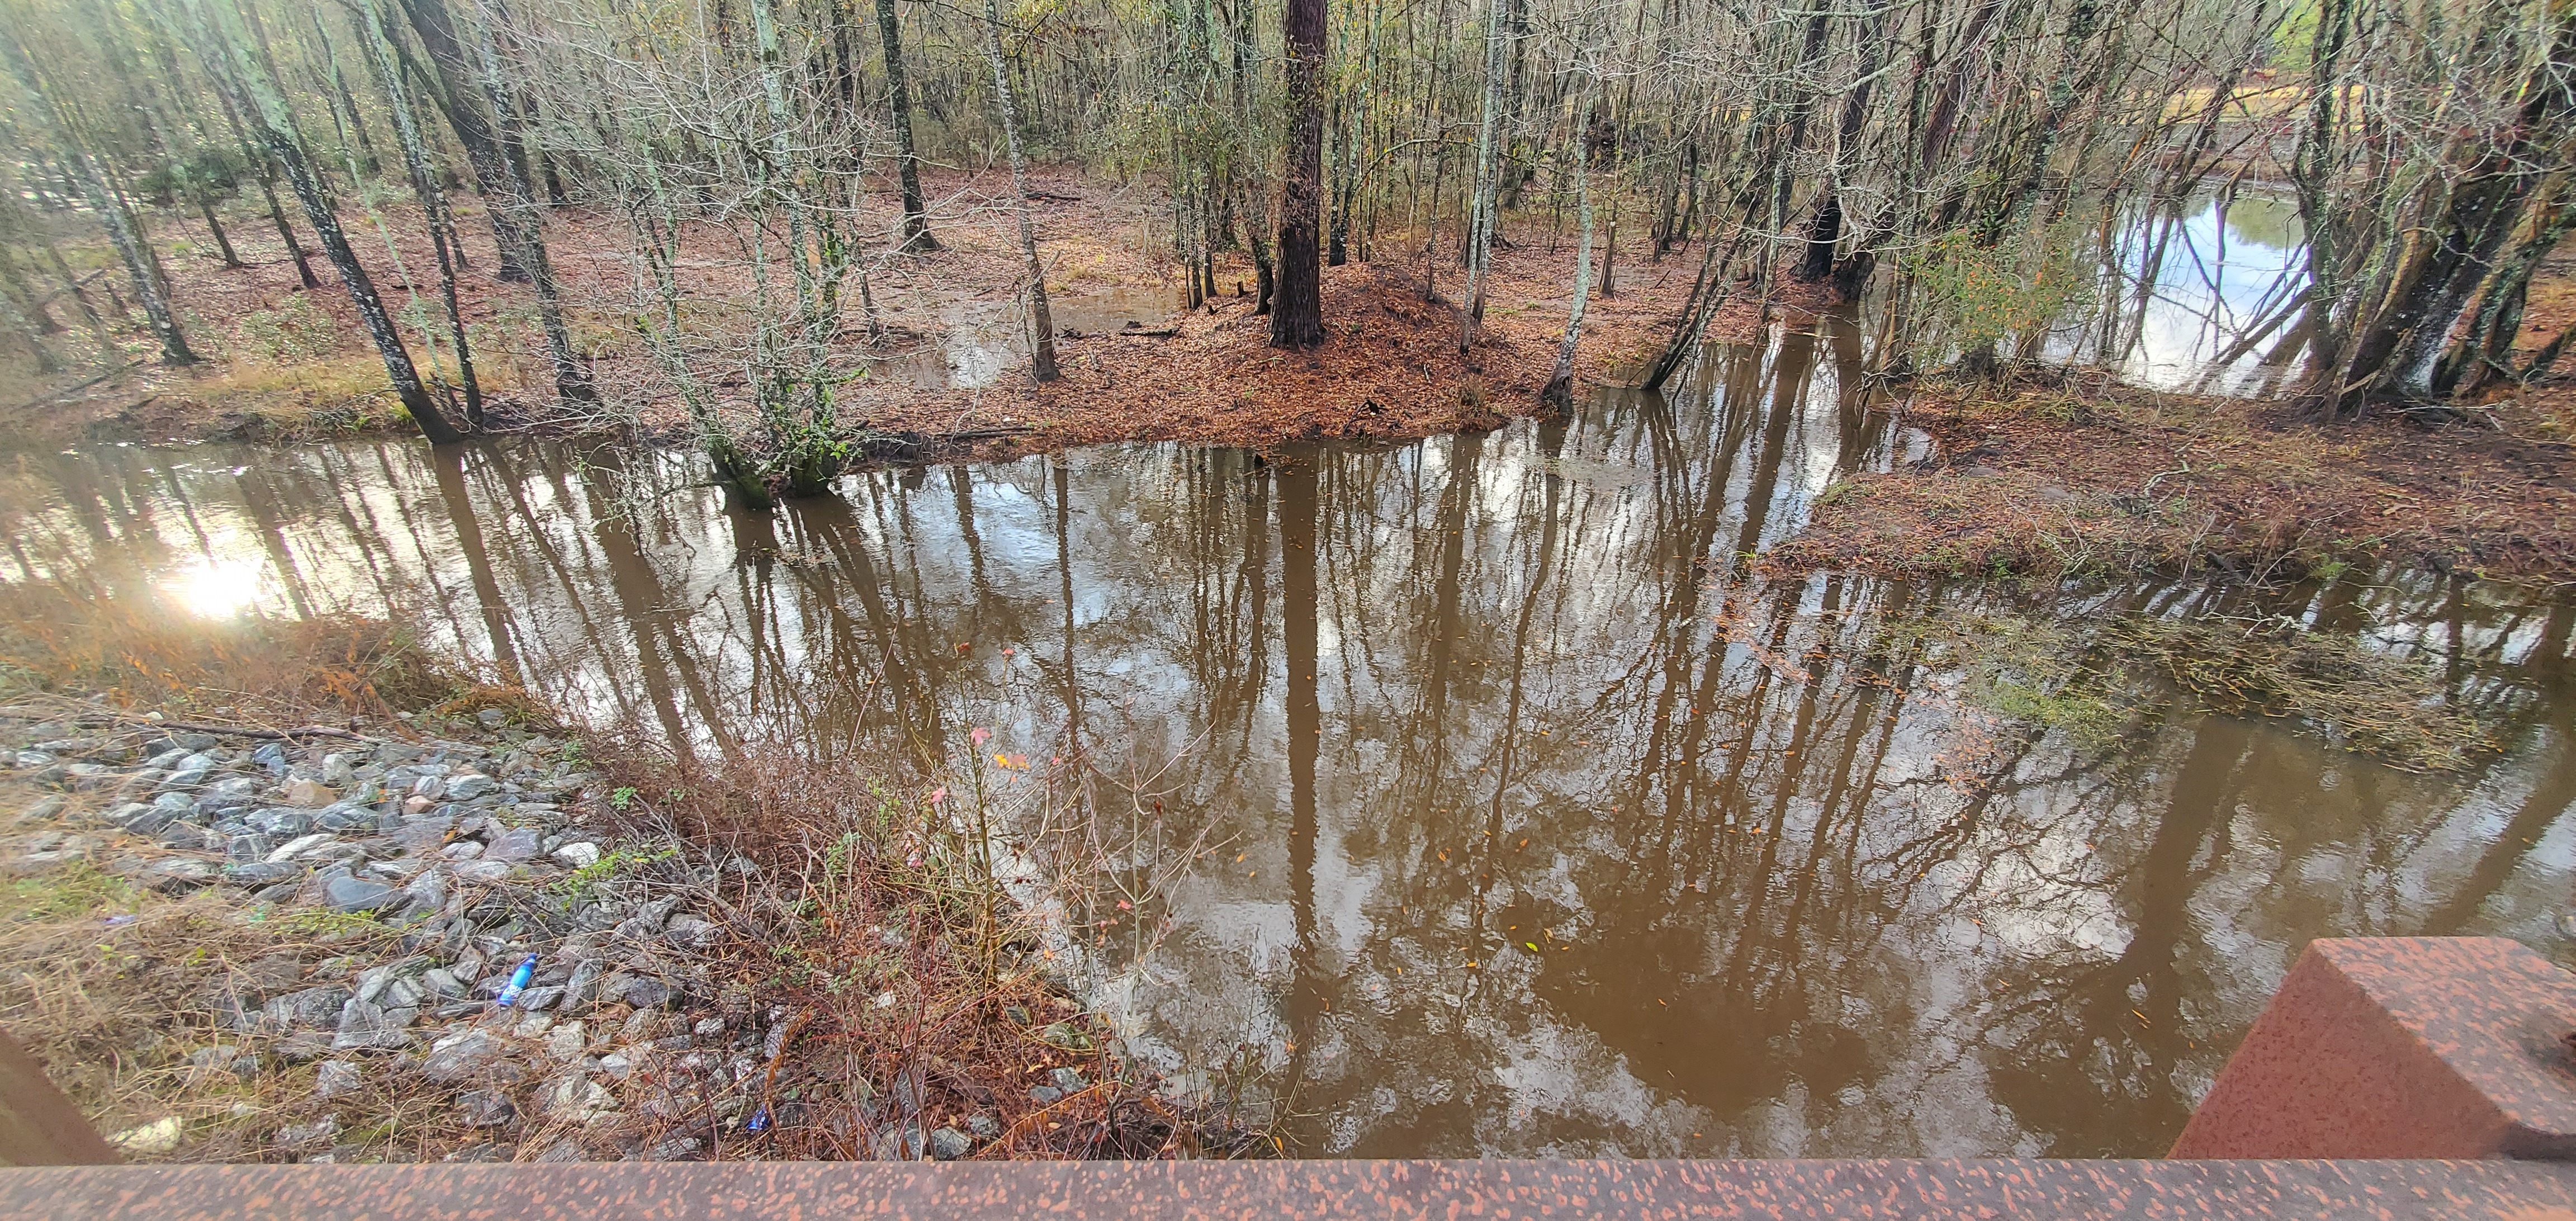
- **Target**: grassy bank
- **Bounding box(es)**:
[0,580,1201,1163]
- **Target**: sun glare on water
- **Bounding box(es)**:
[163,559,266,619]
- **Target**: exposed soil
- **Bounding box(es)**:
[1773,370,2576,585]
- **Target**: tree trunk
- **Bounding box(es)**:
[398,0,534,282]
[465,8,595,404]
[1542,82,1596,409]
[980,0,1058,381]
[1459,0,1508,353]
[1272,0,1326,347]
[198,0,459,443]
[874,0,937,249]
[0,31,196,366]
[363,0,483,426]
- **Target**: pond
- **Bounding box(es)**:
[10,299,2573,1159]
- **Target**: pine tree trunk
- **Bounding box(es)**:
[1272,0,1327,347]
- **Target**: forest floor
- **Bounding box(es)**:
[1771,368,2576,586]
[0,164,1723,456]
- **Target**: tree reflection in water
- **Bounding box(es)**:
[9,316,2574,1158]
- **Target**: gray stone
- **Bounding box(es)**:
[263,834,335,865]
[476,709,510,728]
[538,1073,615,1121]
[163,759,213,791]
[928,1127,972,1160]
[248,808,316,837]
[262,986,354,1031]
[421,968,466,1000]
[552,841,602,870]
[106,802,168,834]
[457,1089,517,1127]
[144,749,191,770]
[485,827,539,863]
[195,776,258,814]
[316,804,374,832]
[966,1112,1000,1138]
[222,861,302,888]
[1027,1085,1060,1104]
[251,743,288,773]
[452,860,513,884]
[617,978,674,1009]
[546,1021,588,1062]
[664,916,721,950]
[324,875,399,914]
[332,997,417,1051]
[314,1059,363,1099]
[13,749,54,769]
[445,773,497,802]
[1048,1067,1086,1092]
[272,1118,339,1150]
[640,1135,699,1161]
[157,822,226,852]
[423,1030,509,1083]
[441,841,485,861]
[563,959,606,1008]
[226,834,274,862]
[142,859,218,892]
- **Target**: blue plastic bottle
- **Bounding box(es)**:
[494,954,539,1007]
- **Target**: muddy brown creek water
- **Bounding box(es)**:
[9,310,2576,1160]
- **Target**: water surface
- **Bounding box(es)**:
[8,310,2573,1160]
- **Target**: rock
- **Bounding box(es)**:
[538,1073,616,1122]
[514,986,565,1012]
[452,860,513,884]
[321,754,356,787]
[421,968,466,1000]
[110,1116,183,1157]
[324,875,400,913]
[222,861,302,888]
[316,804,374,833]
[268,834,337,865]
[485,827,539,863]
[272,1118,339,1151]
[927,1127,973,1160]
[424,1030,512,1083]
[163,758,213,791]
[563,959,606,1008]
[692,1017,726,1038]
[248,808,317,838]
[283,779,335,807]
[640,1135,700,1161]
[195,776,258,815]
[142,859,218,893]
[157,822,226,852]
[13,749,54,769]
[457,1089,517,1127]
[106,802,170,834]
[477,708,511,728]
[143,749,191,770]
[314,1059,363,1099]
[552,841,602,870]
[530,1139,584,1163]
[599,1050,634,1081]
[1048,1067,1086,1092]
[1027,1085,1060,1104]
[442,841,486,861]
[445,773,497,802]
[617,978,674,1009]
[966,1113,1000,1138]
[251,743,288,773]
[262,986,354,1031]
[332,997,418,1051]
[664,916,721,950]
[546,1021,588,1062]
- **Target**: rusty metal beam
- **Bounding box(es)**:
[2,1158,2573,1220]
[0,1032,116,1168]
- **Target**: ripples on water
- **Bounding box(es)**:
[8,214,2574,1160]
